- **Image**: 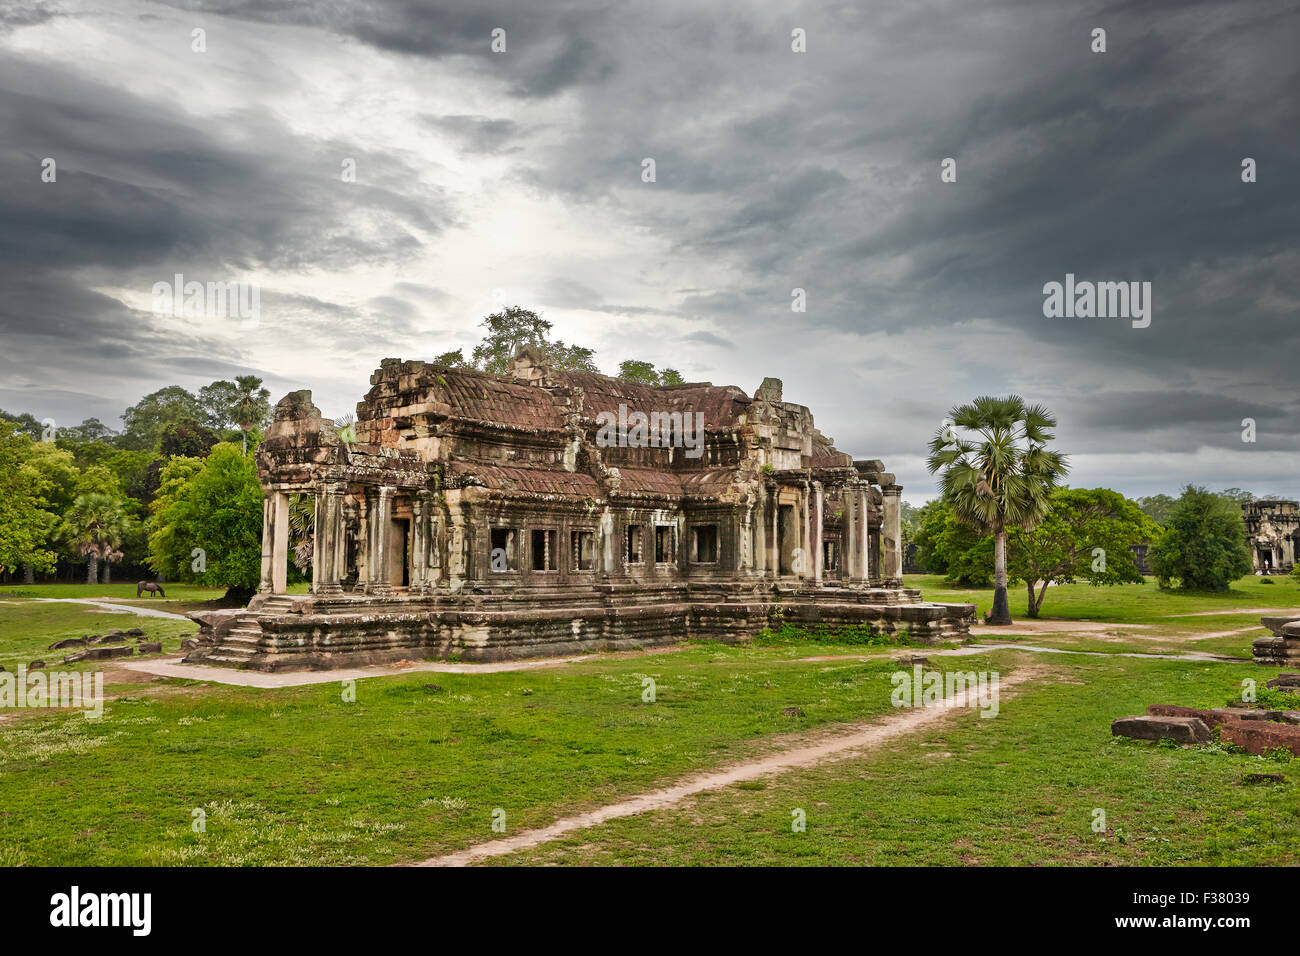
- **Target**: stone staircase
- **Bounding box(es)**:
[201,596,297,667]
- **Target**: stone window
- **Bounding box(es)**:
[626,524,644,564]
[571,530,596,571]
[531,529,557,571]
[691,524,718,564]
[823,540,838,571]
[489,528,517,572]
[655,525,674,564]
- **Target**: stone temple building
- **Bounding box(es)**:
[184,349,973,670]
[1243,499,1299,573]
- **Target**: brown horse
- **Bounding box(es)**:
[137,581,166,598]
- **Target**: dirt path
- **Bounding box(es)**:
[970,620,1150,637]
[1169,608,1298,618]
[32,598,190,621]
[413,668,1042,867]
[122,644,689,687]
[950,643,1249,663]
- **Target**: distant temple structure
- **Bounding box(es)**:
[1243,499,1299,573]
[184,349,972,670]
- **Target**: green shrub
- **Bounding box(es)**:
[755,622,917,647]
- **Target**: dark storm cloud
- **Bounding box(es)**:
[157,0,618,98]
[0,44,456,413]
[1,0,1296,497]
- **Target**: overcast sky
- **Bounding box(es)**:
[2,0,1297,504]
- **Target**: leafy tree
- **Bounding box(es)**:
[0,422,58,578]
[59,492,133,584]
[1135,493,1177,526]
[147,444,262,599]
[617,360,686,386]
[72,463,124,498]
[911,499,994,584]
[197,380,241,432]
[546,341,600,373]
[433,348,475,369]
[472,306,555,374]
[103,449,161,505]
[59,417,118,444]
[1147,485,1253,591]
[910,500,950,574]
[471,306,600,374]
[1219,487,1255,504]
[119,386,203,451]
[927,396,1069,624]
[617,360,659,384]
[27,442,80,515]
[0,409,44,439]
[1008,488,1155,617]
[158,418,220,458]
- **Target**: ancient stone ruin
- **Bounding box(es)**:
[1253,614,1300,665]
[1242,499,1299,574]
[184,349,973,670]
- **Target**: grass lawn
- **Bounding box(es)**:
[0,577,1296,866]
[489,653,1300,866]
[912,573,1300,659]
[1,641,951,865]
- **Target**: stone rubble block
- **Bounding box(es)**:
[1219,721,1300,757]
[63,645,134,663]
[1112,715,1212,745]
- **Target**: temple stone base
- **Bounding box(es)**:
[1254,616,1300,665]
[184,587,976,672]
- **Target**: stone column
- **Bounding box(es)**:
[355,494,369,587]
[843,491,856,581]
[258,492,274,593]
[599,506,615,579]
[798,483,810,580]
[368,486,395,594]
[445,494,466,590]
[812,482,824,584]
[859,489,872,585]
[312,483,345,595]
[411,493,430,593]
[739,504,753,574]
[270,490,289,595]
[764,494,774,574]
[845,488,866,585]
[882,484,902,586]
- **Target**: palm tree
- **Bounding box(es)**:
[288,493,315,575]
[231,375,271,454]
[926,396,1069,625]
[60,493,133,585]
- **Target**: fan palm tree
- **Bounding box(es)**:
[60,492,133,585]
[288,493,315,575]
[926,396,1069,625]
[231,375,271,454]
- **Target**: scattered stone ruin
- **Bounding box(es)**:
[1243,499,1299,574]
[184,350,973,670]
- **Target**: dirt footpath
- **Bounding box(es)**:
[413,666,1044,867]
